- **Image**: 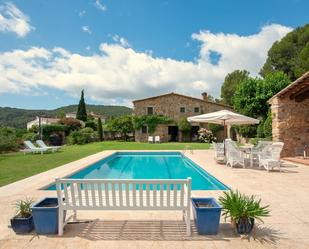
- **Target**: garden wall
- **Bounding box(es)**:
[271,96,309,157]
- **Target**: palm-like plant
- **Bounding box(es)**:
[14,198,34,218]
[219,190,270,225]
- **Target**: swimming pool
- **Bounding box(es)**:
[45,152,228,190]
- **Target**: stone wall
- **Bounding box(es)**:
[135,124,169,142]
[134,94,229,122]
[271,96,309,157]
[133,93,231,142]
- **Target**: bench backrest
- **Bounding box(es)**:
[56,178,191,211]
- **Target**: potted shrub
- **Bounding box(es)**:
[219,190,270,234]
[10,198,34,234]
[31,197,66,234]
[191,197,222,235]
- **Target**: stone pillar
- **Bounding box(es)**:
[227,125,231,138]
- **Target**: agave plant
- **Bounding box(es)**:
[14,198,34,218]
[219,190,270,224]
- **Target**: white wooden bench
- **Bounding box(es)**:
[56,178,192,236]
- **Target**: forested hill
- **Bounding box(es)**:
[0,105,132,129]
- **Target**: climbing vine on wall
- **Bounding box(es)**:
[133,115,174,134]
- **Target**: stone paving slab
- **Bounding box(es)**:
[1,149,309,248]
[284,157,309,166]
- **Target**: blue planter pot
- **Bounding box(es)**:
[31,197,66,234]
[10,216,34,234]
[191,197,222,235]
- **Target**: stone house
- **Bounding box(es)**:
[88,112,106,123]
[133,92,232,142]
[66,112,106,123]
[27,116,60,130]
[269,71,309,157]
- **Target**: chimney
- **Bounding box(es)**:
[202,92,208,101]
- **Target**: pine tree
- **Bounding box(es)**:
[97,117,103,141]
[76,90,87,121]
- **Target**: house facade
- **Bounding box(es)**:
[27,111,106,130]
[269,71,309,157]
[66,112,105,123]
[27,116,60,130]
[133,92,232,142]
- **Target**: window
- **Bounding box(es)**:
[141,126,147,134]
[147,107,154,115]
[180,107,185,113]
[194,107,200,113]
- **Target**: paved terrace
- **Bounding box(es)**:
[0,150,309,249]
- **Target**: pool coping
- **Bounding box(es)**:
[39,151,118,190]
[0,150,228,198]
[40,151,230,191]
[2,149,309,247]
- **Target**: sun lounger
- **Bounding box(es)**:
[36,140,61,152]
[21,141,47,155]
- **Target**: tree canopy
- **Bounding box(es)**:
[233,71,290,137]
[106,115,134,141]
[76,90,87,121]
[260,24,309,81]
[0,105,132,129]
[206,94,221,103]
[220,70,250,105]
[97,117,103,141]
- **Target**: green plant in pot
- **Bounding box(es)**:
[219,190,270,234]
[10,198,34,234]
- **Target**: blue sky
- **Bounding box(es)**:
[0,0,308,109]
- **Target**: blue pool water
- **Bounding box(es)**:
[45,152,228,190]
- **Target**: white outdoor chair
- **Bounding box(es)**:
[212,142,225,162]
[154,136,160,143]
[36,140,61,152]
[250,141,272,166]
[21,141,47,155]
[148,136,154,143]
[259,142,284,172]
[226,141,245,168]
[225,138,238,148]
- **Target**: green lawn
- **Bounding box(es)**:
[0,141,210,187]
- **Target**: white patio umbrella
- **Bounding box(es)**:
[187,110,260,154]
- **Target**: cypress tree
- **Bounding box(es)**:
[76,90,87,121]
[97,117,103,141]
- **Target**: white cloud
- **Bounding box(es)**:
[81,25,91,34]
[78,10,86,17]
[95,0,107,12]
[112,35,130,47]
[0,2,34,37]
[0,24,292,106]
[192,24,292,77]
